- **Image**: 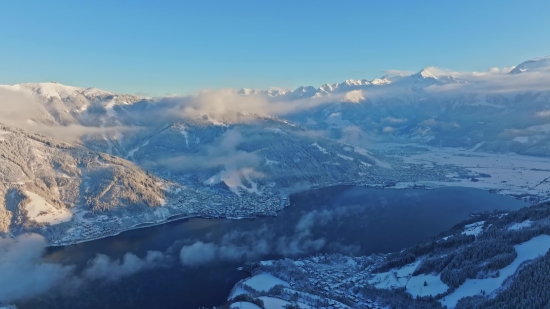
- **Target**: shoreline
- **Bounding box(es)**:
[45,182,540,249]
[47,212,273,248]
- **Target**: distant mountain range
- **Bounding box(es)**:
[1,55,549,243]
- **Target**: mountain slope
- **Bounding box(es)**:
[0,124,165,239]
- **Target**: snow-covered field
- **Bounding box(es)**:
[242,273,289,292]
[24,191,72,225]
[507,219,533,231]
[369,260,449,298]
[259,296,292,309]
[440,234,550,308]
[367,235,550,308]
[387,144,550,199]
[462,221,485,236]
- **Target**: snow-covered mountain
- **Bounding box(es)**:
[2,55,550,244]
[233,56,550,156]
[509,56,550,74]
[0,83,384,244]
[0,124,165,239]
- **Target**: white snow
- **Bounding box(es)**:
[337,153,354,161]
[230,302,262,309]
[394,143,550,199]
[125,139,150,159]
[440,234,550,308]
[242,273,289,292]
[507,219,533,231]
[462,221,485,236]
[181,130,189,148]
[258,297,291,309]
[369,260,421,289]
[311,142,328,154]
[406,274,449,298]
[24,191,72,225]
[510,56,550,74]
[265,158,279,165]
[369,260,449,297]
[204,168,260,195]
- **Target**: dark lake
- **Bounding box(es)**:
[17,186,528,309]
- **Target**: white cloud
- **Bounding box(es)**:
[179,241,217,267]
[0,234,75,303]
[536,110,550,117]
[0,87,137,142]
[342,90,365,103]
[383,126,395,133]
[83,251,169,281]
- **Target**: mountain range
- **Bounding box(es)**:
[1,55,550,244]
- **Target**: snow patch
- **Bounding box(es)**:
[311,142,328,154]
[242,273,289,292]
[441,235,550,308]
[406,274,449,298]
[462,221,485,236]
[24,191,72,225]
[508,219,533,231]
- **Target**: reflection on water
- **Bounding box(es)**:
[19,186,528,309]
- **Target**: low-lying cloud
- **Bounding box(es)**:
[0,234,75,303]
[0,87,136,142]
[0,234,171,303]
[179,208,361,267]
[83,251,170,281]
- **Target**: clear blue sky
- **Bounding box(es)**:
[1,0,549,96]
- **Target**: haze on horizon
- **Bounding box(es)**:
[1,0,550,96]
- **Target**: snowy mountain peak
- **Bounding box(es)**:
[415,69,438,79]
[509,56,550,74]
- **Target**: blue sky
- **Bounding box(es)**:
[1,0,549,96]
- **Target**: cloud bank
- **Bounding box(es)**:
[179,207,362,267]
[0,87,136,142]
[0,234,171,303]
[0,234,75,303]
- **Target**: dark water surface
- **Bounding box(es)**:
[18,186,528,309]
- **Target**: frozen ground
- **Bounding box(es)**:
[24,191,72,225]
[377,143,550,200]
[258,297,292,309]
[507,219,533,231]
[242,273,289,292]
[440,234,550,308]
[462,221,485,236]
[369,260,449,298]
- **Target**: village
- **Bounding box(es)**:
[230,253,392,309]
